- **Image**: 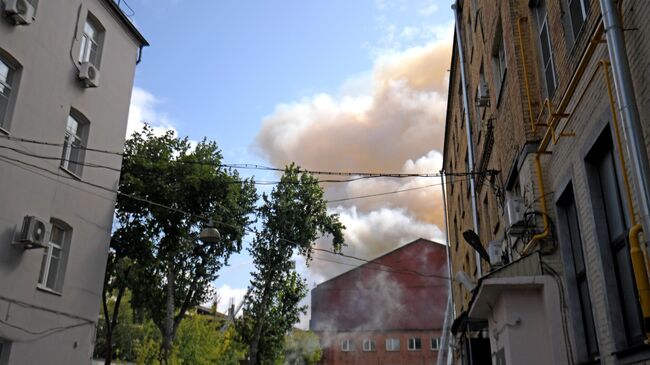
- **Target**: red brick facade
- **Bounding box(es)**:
[310,239,448,365]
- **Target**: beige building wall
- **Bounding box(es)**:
[0,0,146,363]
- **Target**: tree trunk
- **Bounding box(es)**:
[102,284,113,365]
[161,263,175,364]
[102,268,129,365]
[248,279,272,365]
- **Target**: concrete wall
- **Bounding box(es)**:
[0,0,143,363]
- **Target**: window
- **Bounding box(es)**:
[557,184,599,361]
[386,338,400,351]
[38,222,70,292]
[431,337,441,350]
[408,337,421,351]
[535,0,557,97]
[362,339,376,352]
[567,0,590,42]
[341,339,354,352]
[79,15,103,67]
[587,130,645,347]
[60,113,87,177]
[492,22,507,99]
[0,56,15,131]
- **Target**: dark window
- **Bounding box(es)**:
[408,337,422,351]
[492,21,507,98]
[587,131,645,347]
[568,0,590,42]
[557,184,599,360]
[535,0,556,97]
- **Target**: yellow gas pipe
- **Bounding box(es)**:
[602,59,650,336]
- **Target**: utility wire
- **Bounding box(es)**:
[1,133,494,179]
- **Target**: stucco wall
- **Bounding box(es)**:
[0,0,142,363]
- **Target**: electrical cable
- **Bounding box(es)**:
[1,133,495,179]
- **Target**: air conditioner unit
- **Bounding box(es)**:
[475,81,490,107]
[78,62,100,88]
[13,216,49,249]
[488,240,504,267]
[505,196,526,236]
[3,0,35,25]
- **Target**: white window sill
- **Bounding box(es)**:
[0,126,8,135]
[36,285,62,296]
[59,166,82,180]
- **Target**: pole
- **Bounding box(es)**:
[452,0,482,276]
[437,171,457,365]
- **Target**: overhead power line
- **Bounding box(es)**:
[1,133,496,179]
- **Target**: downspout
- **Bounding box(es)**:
[602,59,650,338]
[599,0,650,265]
[437,171,456,365]
[452,1,483,276]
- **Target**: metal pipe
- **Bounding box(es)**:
[452,1,482,276]
[522,153,550,255]
[600,0,650,268]
[437,171,456,365]
[539,22,604,152]
[517,17,537,134]
[440,171,456,314]
[602,59,650,338]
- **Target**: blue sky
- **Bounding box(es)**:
[124,0,454,317]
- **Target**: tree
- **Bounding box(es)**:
[238,164,344,365]
[111,126,257,364]
[283,330,322,365]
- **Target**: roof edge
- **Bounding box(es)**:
[102,0,149,46]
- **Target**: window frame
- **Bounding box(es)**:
[78,13,104,68]
[60,112,89,178]
[0,52,21,133]
[362,338,376,352]
[567,0,590,44]
[385,338,400,352]
[407,337,422,351]
[37,221,71,293]
[492,21,507,104]
[556,183,599,362]
[340,339,354,352]
[586,128,646,350]
[431,337,441,350]
[534,0,557,98]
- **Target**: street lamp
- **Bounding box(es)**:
[199,219,220,244]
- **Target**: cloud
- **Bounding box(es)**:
[419,3,439,16]
[213,284,248,315]
[254,33,452,283]
[126,87,176,138]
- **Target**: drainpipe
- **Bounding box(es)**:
[600,0,650,334]
[452,1,482,276]
[437,171,456,365]
[600,0,650,255]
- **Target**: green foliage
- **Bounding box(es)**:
[283,330,322,365]
[94,290,158,362]
[110,125,258,361]
[238,164,344,365]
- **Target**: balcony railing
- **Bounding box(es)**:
[113,0,135,18]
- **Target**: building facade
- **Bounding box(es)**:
[442,0,650,364]
[0,0,146,363]
[310,238,449,365]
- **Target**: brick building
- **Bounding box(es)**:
[442,0,650,364]
[310,238,448,365]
